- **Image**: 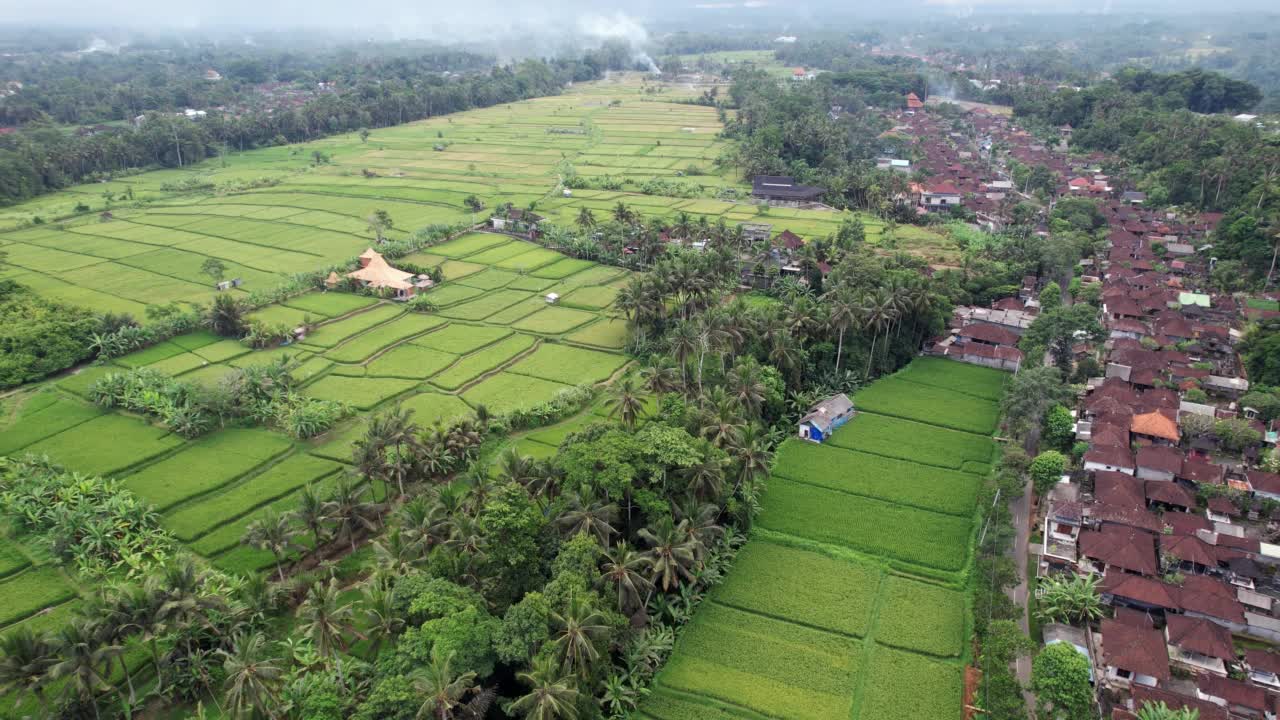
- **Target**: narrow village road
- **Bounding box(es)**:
[1007,475,1036,710]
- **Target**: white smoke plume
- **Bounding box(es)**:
[577,12,661,72]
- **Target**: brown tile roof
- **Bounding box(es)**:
[1095,471,1146,508]
[1113,607,1157,628]
[1178,575,1246,623]
[1101,618,1170,681]
[1162,511,1211,536]
[1144,480,1195,509]
[1079,527,1158,575]
[1102,574,1180,610]
[958,323,1020,346]
[1166,614,1235,660]
[1131,411,1180,442]
[1197,675,1267,712]
[1160,533,1217,568]
[1085,445,1135,469]
[1131,686,1229,720]
[1088,502,1164,534]
[1248,470,1280,495]
[1136,446,1183,475]
[1245,648,1280,675]
[1179,458,1225,485]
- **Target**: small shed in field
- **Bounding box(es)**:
[797,394,854,443]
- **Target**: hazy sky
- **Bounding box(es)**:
[0,0,1273,35]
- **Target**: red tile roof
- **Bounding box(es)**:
[1245,648,1280,675]
[1095,472,1145,508]
[1162,511,1211,536]
[1085,445,1135,470]
[1197,675,1267,712]
[1136,446,1183,475]
[1131,686,1229,720]
[1079,526,1158,575]
[1101,574,1180,610]
[1160,533,1217,568]
[1144,480,1195,509]
[1101,618,1170,681]
[1131,411,1180,442]
[1166,614,1235,660]
[1178,575,1246,623]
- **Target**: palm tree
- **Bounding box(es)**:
[667,321,699,387]
[218,632,284,720]
[638,359,680,396]
[826,289,857,371]
[148,558,225,664]
[361,580,405,661]
[291,484,334,551]
[243,510,300,582]
[551,591,609,680]
[724,360,766,419]
[330,476,381,552]
[698,399,743,450]
[208,294,247,337]
[495,448,536,486]
[412,647,478,720]
[725,423,773,499]
[639,516,697,592]
[507,655,579,720]
[575,207,596,231]
[859,290,895,379]
[606,377,644,429]
[113,582,166,693]
[611,202,631,225]
[357,404,422,499]
[86,590,142,708]
[50,620,119,720]
[371,526,423,576]
[598,542,653,616]
[556,495,618,545]
[0,627,56,712]
[296,579,358,690]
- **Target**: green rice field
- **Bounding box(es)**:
[0,76,949,322]
[0,231,633,635]
[644,358,1005,720]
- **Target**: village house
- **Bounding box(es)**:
[796,394,854,443]
[751,175,825,205]
[1100,617,1169,689]
[1166,615,1235,677]
[921,181,963,211]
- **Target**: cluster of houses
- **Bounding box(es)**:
[879,95,1122,227]
[929,302,1035,372]
[1021,211,1280,718]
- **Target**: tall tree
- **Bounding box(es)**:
[218,632,284,720]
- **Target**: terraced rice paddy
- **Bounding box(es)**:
[0,233,632,626]
[643,359,1007,720]
[0,76,949,321]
